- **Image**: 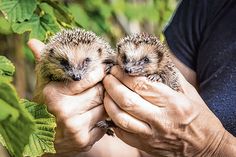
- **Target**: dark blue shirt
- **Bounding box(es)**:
[164,0,236,136]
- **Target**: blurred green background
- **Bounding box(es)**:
[0,0,178,99]
[0,0,179,156]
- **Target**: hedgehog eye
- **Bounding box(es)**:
[84,57,91,63]
[60,59,69,67]
[97,48,102,54]
[123,54,128,64]
[48,48,54,57]
[143,56,150,63]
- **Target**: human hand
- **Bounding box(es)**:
[103,66,230,156]
[28,39,107,156]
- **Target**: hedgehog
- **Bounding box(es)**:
[116,33,182,91]
[32,28,116,135]
[96,33,183,136]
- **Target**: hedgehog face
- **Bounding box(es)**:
[41,42,104,82]
[117,42,163,76]
[39,28,114,82]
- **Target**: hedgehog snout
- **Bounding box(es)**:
[66,68,83,81]
[123,62,144,75]
[71,74,81,81]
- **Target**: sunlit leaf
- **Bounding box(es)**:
[12,14,60,41]
[0,0,37,22]
[0,56,15,77]
[22,100,56,157]
[0,82,35,157]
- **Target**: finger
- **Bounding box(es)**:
[114,128,144,151]
[109,66,178,106]
[62,105,107,135]
[55,127,104,154]
[67,64,106,94]
[44,84,104,118]
[103,74,164,120]
[44,66,106,95]
[27,38,45,61]
[55,125,105,153]
[115,128,178,156]
[104,92,152,136]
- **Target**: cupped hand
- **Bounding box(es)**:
[28,39,107,156]
[103,66,229,156]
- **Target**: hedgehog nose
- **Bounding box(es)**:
[72,74,81,81]
[125,67,132,74]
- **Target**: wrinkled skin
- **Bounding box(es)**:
[28,39,236,157]
[103,66,236,157]
[28,39,140,157]
[28,39,107,156]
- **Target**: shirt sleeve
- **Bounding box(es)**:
[163,0,208,71]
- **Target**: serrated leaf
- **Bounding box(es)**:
[12,13,60,41]
[0,56,15,82]
[22,100,56,157]
[0,0,37,22]
[0,82,35,157]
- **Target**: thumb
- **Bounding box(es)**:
[27,39,45,62]
[175,68,199,99]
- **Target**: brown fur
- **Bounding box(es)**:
[33,28,115,103]
[116,33,182,92]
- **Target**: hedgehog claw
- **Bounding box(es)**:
[95,120,116,136]
[147,74,162,82]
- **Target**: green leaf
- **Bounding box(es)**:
[0,115,34,157]
[68,3,90,28]
[0,16,13,34]
[0,56,15,82]
[0,81,35,157]
[22,100,56,157]
[0,0,37,22]
[0,133,6,147]
[12,13,60,41]
[39,3,55,19]
[0,99,19,122]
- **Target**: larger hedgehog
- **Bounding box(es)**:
[33,28,115,103]
[116,33,182,92]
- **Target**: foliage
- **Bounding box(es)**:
[0,0,178,156]
[22,99,56,157]
[0,56,56,157]
[0,0,177,43]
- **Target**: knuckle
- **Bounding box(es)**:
[63,117,83,134]
[132,79,148,93]
[74,133,90,148]
[115,114,130,129]
[172,96,198,124]
[119,96,136,110]
[95,84,104,101]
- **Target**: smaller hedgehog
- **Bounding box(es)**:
[116,33,182,91]
[97,33,183,136]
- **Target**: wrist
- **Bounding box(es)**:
[214,130,236,157]
[201,129,236,157]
